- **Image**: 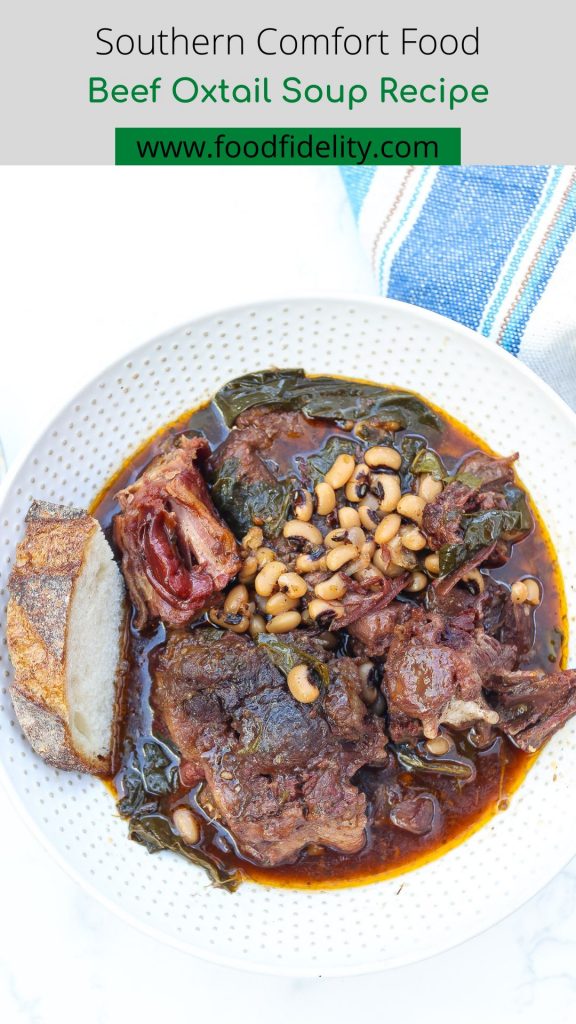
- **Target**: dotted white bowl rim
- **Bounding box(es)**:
[0,296,575,977]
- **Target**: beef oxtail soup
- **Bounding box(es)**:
[11,370,573,892]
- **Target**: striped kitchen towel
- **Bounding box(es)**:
[341,166,576,409]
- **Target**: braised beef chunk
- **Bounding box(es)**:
[487,668,576,752]
[457,451,517,489]
[390,793,437,836]
[429,576,535,654]
[211,408,312,487]
[499,597,536,657]
[209,407,328,538]
[348,601,412,658]
[422,451,524,553]
[422,480,473,550]
[153,629,388,866]
[429,575,505,632]
[383,607,515,740]
[114,437,240,629]
[457,454,516,489]
[336,574,408,629]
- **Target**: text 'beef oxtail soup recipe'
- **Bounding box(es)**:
[6,370,573,891]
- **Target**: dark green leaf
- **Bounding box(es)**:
[503,484,533,535]
[438,543,469,578]
[257,633,330,689]
[452,470,483,488]
[438,509,521,578]
[411,448,448,481]
[128,813,241,892]
[209,456,293,539]
[213,369,442,433]
[117,739,179,818]
[140,741,179,796]
[463,509,521,549]
[117,768,146,818]
[398,434,427,490]
[394,744,474,780]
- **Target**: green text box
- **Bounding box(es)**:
[115,127,461,165]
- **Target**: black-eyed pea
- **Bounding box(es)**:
[343,555,371,576]
[224,583,250,614]
[324,453,356,489]
[255,546,276,568]
[424,553,440,575]
[462,568,485,593]
[511,580,528,604]
[315,481,336,516]
[361,539,377,560]
[326,543,360,572]
[308,598,344,627]
[324,527,350,549]
[347,525,366,548]
[242,526,264,550]
[287,664,320,704]
[405,570,428,593]
[314,573,347,601]
[418,473,443,502]
[292,488,314,522]
[360,491,380,509]
[172,806,200,845]
[374,513,401,545]
[295,549,328,573]
[255,559,287,597]
[384,562,407,579]
[338,506,361,529]
[355,565,384,584]
[208,608,250,633]
[265,591,300,616]
[365,446,402,470]
[377,474,402,513]
[283,519,323,546]
[278,571,307,599]
[396,493,427,525]
[524,578,541,605]
[238,554,258,582]
[356,505,379,536]
[426,734,453,756]
[266,610,302,633]
[358,661,378,704]
[345,463,370,503]
[401,525,427,551]
[372,547,390,575]
[249,614,267,638]
[389,534,417,569]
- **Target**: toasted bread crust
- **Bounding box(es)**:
[7,500,124,775]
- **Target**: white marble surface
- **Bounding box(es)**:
[1,166,575,1023]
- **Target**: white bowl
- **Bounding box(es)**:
[0,296,575,976]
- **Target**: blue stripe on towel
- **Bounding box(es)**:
[377,168,433,291]
[340,167,376,218]
[480,167,562,339]
[385,166,549,330]
[499,174,576,354]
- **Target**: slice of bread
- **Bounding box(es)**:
[7,500,127,775]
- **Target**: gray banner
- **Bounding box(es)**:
[1,0,574,164]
